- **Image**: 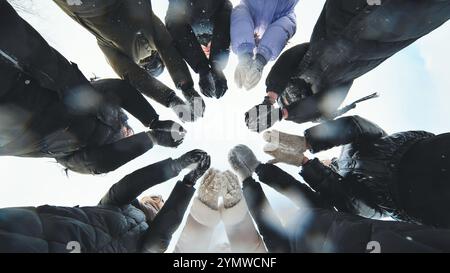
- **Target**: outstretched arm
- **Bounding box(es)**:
[140,181,196,253]
[99,157,182,207]
[256,163,332,209]
[242,178,290,253]
[304,115,387,153]
[99,44,176,107]
[265,43,310,97]
[59,132,154,175]
[91,79,159,127]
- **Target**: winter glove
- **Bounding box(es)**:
[197,169,224,210]
[182,87,205,122]
[263,142,304,167]
[222,170,242,209]
[212,69,228,99]
[147,120,187,147]
[234,53,253,89]
[174,149,209,173]
[228,145,261,181]
[244,54,267,91]
[245,96,282,133]
[199,70,216,98]
[263,130,308,154]
[167,93,194,123]
[182,154,211,187]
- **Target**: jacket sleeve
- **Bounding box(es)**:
[62,132,154,175]
[99,158,182,207]
[304,115,387,153]
[242,178,290,253]
[257,11,297,62]
[91,79,159,127]
[300,158,358,214]
[0,1,93,98]
[285,81,351,124]
[266,43,309,95]
[98,44,176,107]
[140,181,195,253]
[256,163,332,209]
[151,13,194,90]
[230,3,256,56]
[165,1,211,74]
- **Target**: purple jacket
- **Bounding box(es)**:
[231,0,299,62]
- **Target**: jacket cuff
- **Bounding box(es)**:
[190,198,221,228]
[256,46,273,63]
[304,129,321,154]
[237,43,255,57]
[221,199,248,226]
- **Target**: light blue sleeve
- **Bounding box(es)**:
[231,3,256,56]
[257,11,297,61]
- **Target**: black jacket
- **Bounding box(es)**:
[243,162,450,253]
[0,2,158,174]
[0,158,194,253]
[300,115,434,222]
[266,0,450,124]
[53,0,194,107]
[165,0,232,73]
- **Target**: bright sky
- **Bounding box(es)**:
[2,0,450,251]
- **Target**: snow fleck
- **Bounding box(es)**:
[24,80,31,85]
[66,0,83,6]
[406,236,413,241]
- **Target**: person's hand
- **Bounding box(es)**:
[175,149,208,170]
[147,120,186,147]
[263,130,308,153]
[183,154,211,187]
[234,53,253,89]
[228,145,261,181]
[222,170,242,209]
[197,169,223,210]
[245,96,282,133]
[182,87,205,121]
[263,143,305,167]
[199,70,216,98]
[212,69,228,99]
[244,54,267,90]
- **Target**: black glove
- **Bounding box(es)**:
[182,87,206,121]
[245,96,282,133]
[199,70,216,98]
[147,120,187,147]
[182,154,211,187]
[142,51,165,77]
[212,69,228,99]
[174,149,208,172]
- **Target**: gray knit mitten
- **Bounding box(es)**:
[263,130,307,153]
[197,168,223,210]
[228,145,261,181]
[221,170,243,209]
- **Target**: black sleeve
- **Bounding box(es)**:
[91,79,159,127]
[140,181,195,253]
[165,0,210,74]
[62,132,154,175]
[151,13,194,90]
[0,1,92,98]
[265,43,310,95]
[300,158,357,214]
[242,178,290,253]
[99,157,182,207]
[98,44,176,107]
[304,115,387,153]
[210,0,232,72]
[255,163,332,209]
[284,80,351,124]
